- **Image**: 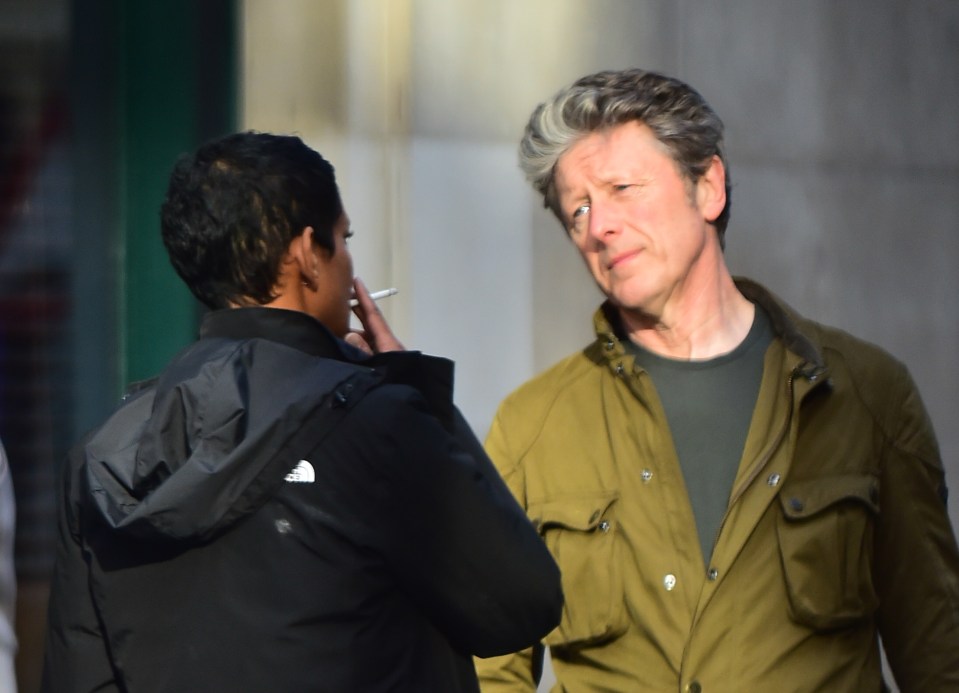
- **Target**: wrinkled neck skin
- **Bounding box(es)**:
[617,251,754,361]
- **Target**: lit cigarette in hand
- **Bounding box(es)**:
[350,287,398,308]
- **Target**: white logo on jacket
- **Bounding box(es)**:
[285,459,315,483]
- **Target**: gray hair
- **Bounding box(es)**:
[519,68,731,245]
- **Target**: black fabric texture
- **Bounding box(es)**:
[41,307,562,693]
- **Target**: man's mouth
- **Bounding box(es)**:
[607,249,641,270]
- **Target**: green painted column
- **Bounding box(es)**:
[117,0,236,386]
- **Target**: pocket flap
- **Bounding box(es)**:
[779,473,880,520]
[529,493,618,532]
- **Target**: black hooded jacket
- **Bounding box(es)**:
[41,307,562,692]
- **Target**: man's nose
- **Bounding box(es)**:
[587,201,620,242]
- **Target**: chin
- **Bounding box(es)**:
[315,310,349,338]
[608,285,644,305]
[609,278,660,307]
[609,292,656,316]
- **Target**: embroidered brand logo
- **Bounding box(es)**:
[285,459,315,483]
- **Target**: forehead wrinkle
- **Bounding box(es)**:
[559,132,635,192]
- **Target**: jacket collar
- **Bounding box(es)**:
[733,278,825,370]
[199,307,364,361]
[196,307,454,425]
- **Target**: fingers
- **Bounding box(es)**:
[351,277,405,352]
[350,277,377,314]
[343,331,374,355]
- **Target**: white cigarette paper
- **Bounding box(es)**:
[350,287,398,307]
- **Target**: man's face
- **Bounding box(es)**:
[309,212,355,337]
[554,121,723,318]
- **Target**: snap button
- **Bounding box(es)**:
[790,497,804,512]
[707,568,719,581]
[663,574,677,591]
[641,469,653,483]
[598,520,610,533]
[767,473,781,487]
[275,518,293,534]
[688,682,702,693]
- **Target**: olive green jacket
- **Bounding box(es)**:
[476,279,959,692]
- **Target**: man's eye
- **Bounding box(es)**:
[567,205,589,234]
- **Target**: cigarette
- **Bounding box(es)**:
[350,287,398,307]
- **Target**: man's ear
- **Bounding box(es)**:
[697,155,727,224]
[288,226,319,287]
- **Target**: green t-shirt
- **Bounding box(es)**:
[626,305,773,562]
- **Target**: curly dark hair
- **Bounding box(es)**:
[160,131,343,309]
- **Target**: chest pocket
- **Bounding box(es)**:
[528,493,627,648]
[776,473,880,630]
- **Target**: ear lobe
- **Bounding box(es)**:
[698,155,727,224]
[289,227,319,285]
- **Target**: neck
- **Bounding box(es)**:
[619,271,754,360]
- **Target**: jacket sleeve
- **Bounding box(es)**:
[335,383,562,659]
[874,363,959,691]
[41,445,118,693]
[474,404,545,692]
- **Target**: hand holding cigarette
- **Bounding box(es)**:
[345,278,404,354]
[349,287,397,308]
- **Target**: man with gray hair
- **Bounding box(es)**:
[476,68,959,691]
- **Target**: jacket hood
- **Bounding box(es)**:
[81,335,378,545]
